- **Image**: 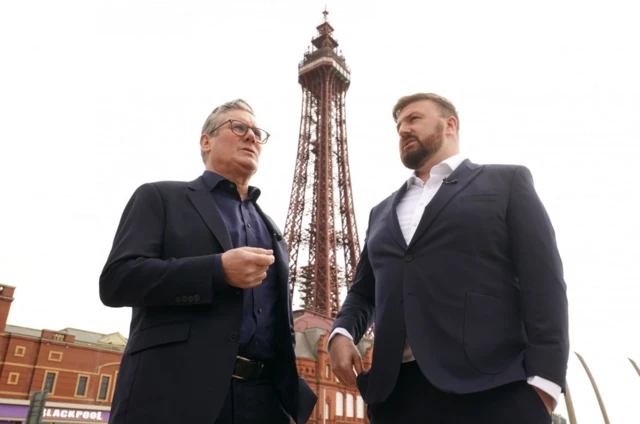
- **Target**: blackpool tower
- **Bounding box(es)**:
[284,10,360,318]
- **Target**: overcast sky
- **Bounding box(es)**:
[1,0,638,421]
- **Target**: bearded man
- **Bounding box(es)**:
[328,93,569,424]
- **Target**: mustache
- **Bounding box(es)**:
[402,134,419,146]
[402,134,419,142]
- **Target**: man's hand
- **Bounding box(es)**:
[532,386,555,414]
[221,247,275,289]
[328,334,363,389]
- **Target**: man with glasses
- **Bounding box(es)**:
[100,99,317,424]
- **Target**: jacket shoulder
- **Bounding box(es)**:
[127,180,191,203]
[480,163,524,173]
[478,163,532,178]
[147,180,191,190]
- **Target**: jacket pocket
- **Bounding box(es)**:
[463,292,524,374]
[128,321,191,355]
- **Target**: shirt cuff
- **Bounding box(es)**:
[527,376,562,404]
[328,327,354,350]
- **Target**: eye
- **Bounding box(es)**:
[411,116,420,121]
[251,127,263,140]
[232,122,248,133]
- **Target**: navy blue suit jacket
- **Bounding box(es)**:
[334,160,569,404]
[100,176,317,423]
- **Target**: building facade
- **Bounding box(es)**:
[0,285,124,423]
[293,310,372,424]
[0,285,370,424]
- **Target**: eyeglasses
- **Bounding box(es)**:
[209,119,270,144]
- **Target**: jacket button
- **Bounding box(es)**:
[229,332,239,342]
[404,254,412,262]
[175,297,182,303]
[194,294,201,302]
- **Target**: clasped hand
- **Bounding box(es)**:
[221,247,275,289]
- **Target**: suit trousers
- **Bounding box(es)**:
[214,378,291,424]
[368,361,552,424]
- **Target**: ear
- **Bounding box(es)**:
[200,133,211,155]
[445,116,458,136]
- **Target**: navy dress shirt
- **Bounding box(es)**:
[202,171,277,362]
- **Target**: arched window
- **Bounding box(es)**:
[346,393,354,417]
[336,392,344,416]
[325,364,330,378]
[356,395,364,418]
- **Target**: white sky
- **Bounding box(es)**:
[1,0,638,421]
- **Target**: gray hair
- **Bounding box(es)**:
[200,99,255,162]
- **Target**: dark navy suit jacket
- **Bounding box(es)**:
[100,176,317,423]
[334,160,569,404]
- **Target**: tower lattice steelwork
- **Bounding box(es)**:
[284,10,360,318]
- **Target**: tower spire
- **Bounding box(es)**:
[284,12,360,318]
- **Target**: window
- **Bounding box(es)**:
[14,346,26,357]
[8,372,19,385]
[325,364,329,378]
[357,395,364,418]
[111,371,118,402]
[336,392,344,416]
[346,393,354,417]
[98,375,111,400]
[43,372,56,393]
[76,376,88,396]
[324,402,329,419]
[48,351,63,362]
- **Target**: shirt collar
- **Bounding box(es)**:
[201,170,261,200]
[405,154,467,189]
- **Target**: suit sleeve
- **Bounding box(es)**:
[99,183,224,307]
[507,166,569,391]
[332,211,376,344]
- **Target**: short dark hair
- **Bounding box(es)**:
[392,93,460,132]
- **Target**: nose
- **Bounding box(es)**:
[243,128,258,143]
[398,123,412,138]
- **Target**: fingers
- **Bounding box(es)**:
[240,246,273,255]
[247,271,268,287]
[239,247,274,266]
[221,247,274,289]
[335,365,358,388]
[329,338,362,389]
[251,253,275,267]
[354,353,364,375]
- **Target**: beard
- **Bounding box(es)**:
[400,122,444,170]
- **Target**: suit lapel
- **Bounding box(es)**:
[385,183,410,250]
[408,160,483,249]
[187,177,233,251]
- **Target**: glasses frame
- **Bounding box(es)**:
[209,119,270,144]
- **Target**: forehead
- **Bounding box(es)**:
[220,109,257,126]
[397,100,439,120]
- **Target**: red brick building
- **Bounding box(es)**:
[293,310,373,424]
[0,284,372,423]
[0,284,123,423]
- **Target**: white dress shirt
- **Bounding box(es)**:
[329,154,561,402]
